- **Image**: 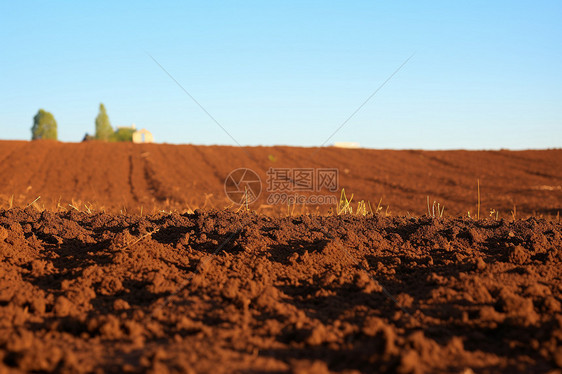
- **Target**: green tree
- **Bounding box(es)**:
[112,127,135,142]
[31,109,58,140]
[95,103,113,141]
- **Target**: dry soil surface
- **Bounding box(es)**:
[1,208,562,373]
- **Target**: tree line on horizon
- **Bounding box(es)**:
[31,104,134,142]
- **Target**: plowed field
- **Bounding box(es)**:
[0,141,561,373]
[0,140,560,217]
[1,209,562,372]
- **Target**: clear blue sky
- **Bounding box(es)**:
[1,1,560,149]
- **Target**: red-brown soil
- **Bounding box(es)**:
[0,140,560,217]
[1,141,561,373]
[1,208,562,373]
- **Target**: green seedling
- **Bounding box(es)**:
[337,188,354,215]
[25,196,41,210]
[427,196,444,218]
[236,186,250,213]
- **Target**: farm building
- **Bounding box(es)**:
[132,128,154,143]
[332,142,360,149]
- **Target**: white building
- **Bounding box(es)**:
[332,142,360,149]
[132,128,154,144]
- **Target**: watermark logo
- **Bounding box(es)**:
[266,168,338,192]
[224,168,339,205]
[224,168,262,204]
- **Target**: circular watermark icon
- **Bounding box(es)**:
[224,168,262,205]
